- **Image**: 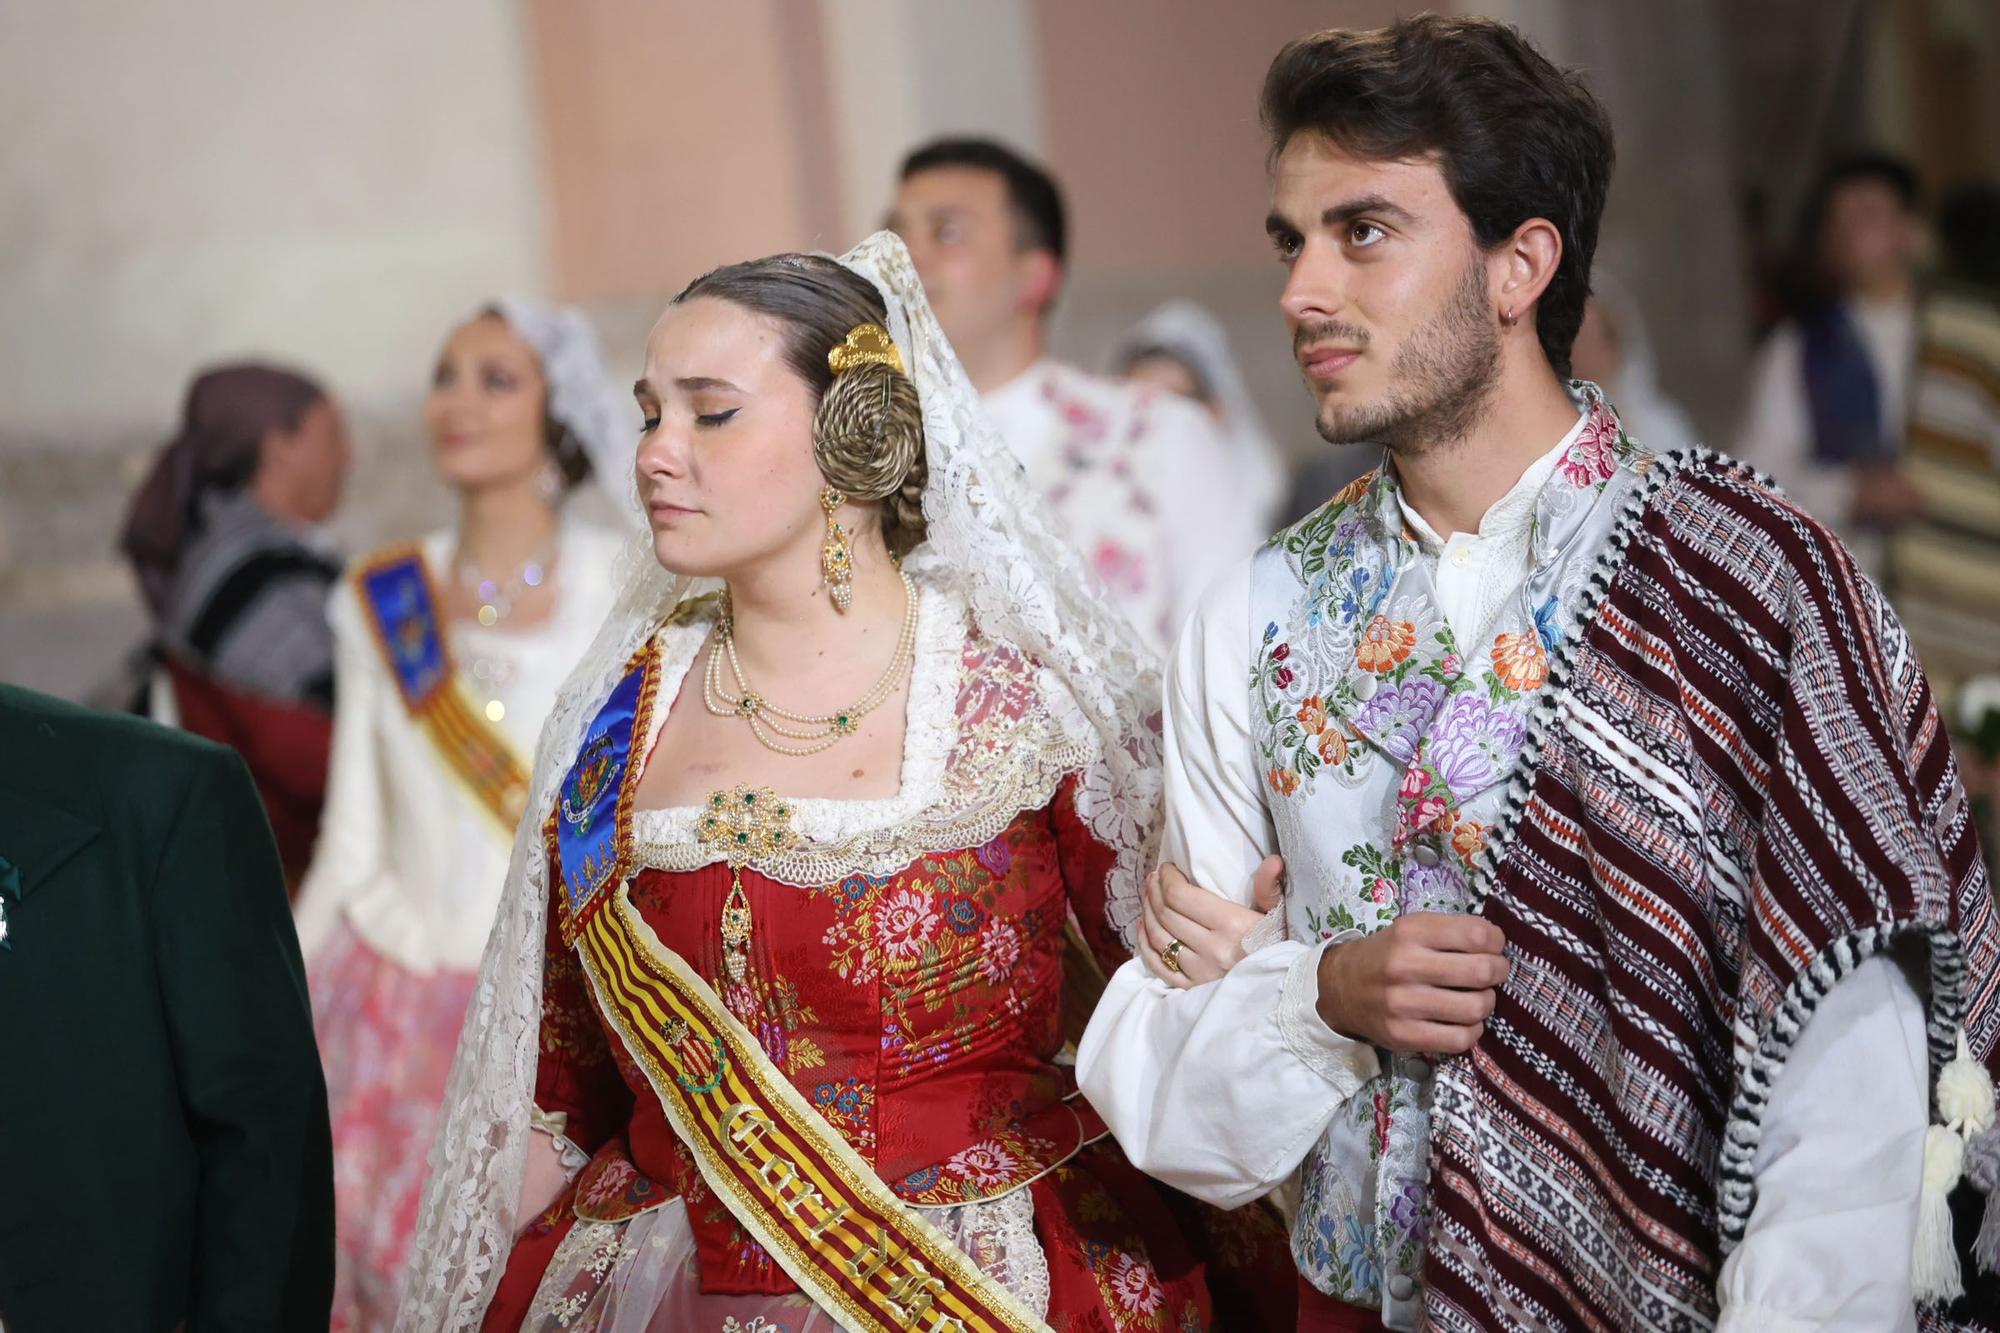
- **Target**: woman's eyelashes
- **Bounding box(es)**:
[632,403,736,434]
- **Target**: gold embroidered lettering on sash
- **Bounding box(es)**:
[885,1268,951,1325]
[721,1101,963,1329]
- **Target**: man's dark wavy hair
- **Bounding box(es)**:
[1261,15,1614,379]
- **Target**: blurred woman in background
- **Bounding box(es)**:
[1112,299,1290,541]
[120,362,351,884]
[292,300,632,1332]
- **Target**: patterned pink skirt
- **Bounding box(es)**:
[310,923,479,1333]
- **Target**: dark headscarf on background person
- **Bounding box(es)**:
[121,364,327,617]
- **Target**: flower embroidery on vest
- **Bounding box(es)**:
[1560,395,1627,487]
[1491,629,1550,693]
[1356,615,1418,673]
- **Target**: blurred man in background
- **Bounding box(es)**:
[1734,154,1926,570]
[889,137,1262,651]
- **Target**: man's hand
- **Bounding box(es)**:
[1138,856,1285,987]
[1849,463,1925,529]
[1316,913,1509,1055]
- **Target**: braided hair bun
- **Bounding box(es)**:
[814,360,927,557]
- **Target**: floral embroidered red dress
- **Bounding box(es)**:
[483,584,1291,1332]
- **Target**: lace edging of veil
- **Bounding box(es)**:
[395,231,1163,1330]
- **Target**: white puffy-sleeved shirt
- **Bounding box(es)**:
[291,522,623,975]
[1078,440,1931,1330]
[983,359,1265,653]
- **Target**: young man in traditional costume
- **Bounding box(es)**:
[1079,16,2000,1332]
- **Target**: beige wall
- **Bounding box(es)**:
[527,0,846,302]
[1029,1,1415,475]
[0,0,546,441]
[527,0,1052,303]
[1034,0,1406,272]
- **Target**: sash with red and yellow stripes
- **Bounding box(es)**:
[550,642,1050,1333]
[353,545,529,832]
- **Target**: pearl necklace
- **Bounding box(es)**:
[454,537,558,723]
[455,538,558,628]
[703,571,919,756]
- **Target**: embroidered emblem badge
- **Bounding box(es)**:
[561,733,617,834]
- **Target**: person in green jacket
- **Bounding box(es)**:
[0,683,333,1330]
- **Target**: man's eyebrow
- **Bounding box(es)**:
[1267,195,1418,237]
[1320,194,1416,228]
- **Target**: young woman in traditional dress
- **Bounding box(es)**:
[292,301,634,1331]
[397,234,1293,1332]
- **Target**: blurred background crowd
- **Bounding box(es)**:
[1,0,1996,786]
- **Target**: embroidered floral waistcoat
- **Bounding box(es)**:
[1248,385,1651,1313]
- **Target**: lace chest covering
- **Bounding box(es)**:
[629,581,1098,886]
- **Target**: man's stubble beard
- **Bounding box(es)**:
[1311,256,1502,460]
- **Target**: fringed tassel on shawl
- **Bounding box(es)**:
[1916,1125,1967,1303]
[1914,1031,1998,1303]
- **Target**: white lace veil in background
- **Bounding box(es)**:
[493,297,645,527]
[1109,298,1290,530]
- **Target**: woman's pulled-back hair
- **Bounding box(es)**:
[120,362,328,616]
[1262,15,1614,380]
[673,255,928,557]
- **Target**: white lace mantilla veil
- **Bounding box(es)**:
[492,297,645,526]
[395,231,1164,1329]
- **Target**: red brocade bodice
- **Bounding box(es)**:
[530,775,1126,1292]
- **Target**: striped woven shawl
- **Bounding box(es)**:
[1421,450,2000,1330]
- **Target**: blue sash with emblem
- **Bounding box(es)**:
[353,545,530,831]
[552,640,663,946]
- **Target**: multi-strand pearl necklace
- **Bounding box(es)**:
[703,571,919,757]
[455,538,557,628]
[453,537,558,723]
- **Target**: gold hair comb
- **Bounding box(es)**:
[828,323,905,377]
